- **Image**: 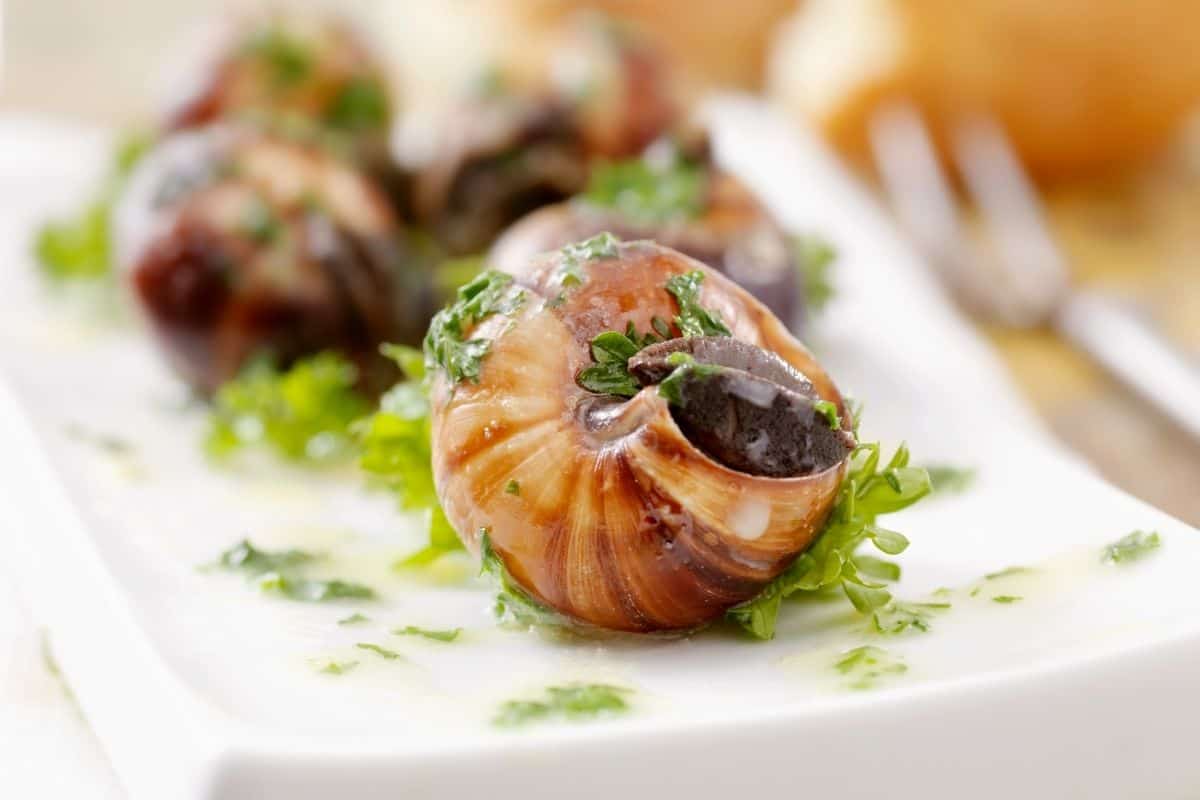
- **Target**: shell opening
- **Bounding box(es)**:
[626,336,855,478]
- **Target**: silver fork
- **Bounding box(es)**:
[869,104,1200,442]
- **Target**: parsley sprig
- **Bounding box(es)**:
[582,155,706,224]
[206,352,368,463]
[726,441,934,639]
[210,539,376,603]
[479,530,566,629]
[1101,530,1162,564]
[494,683,633,727]
[424,270,524,385]
[664,271,731,337]
[35,131,151,281]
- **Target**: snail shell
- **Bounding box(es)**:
[429,240,853,632]
[489,169,805,329]
[116,125,427,395]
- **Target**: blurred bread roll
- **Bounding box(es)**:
[769,0,1200,179]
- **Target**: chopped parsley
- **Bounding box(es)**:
[244,28,313,87]
[423,270,524,385]
[256,573,375,603]
[325,77,389,131]
[35,130,151,281]
[494,683,632,728]
[576,329,645,397]
[992,595,1022,604]
[480,530,566,629]
[355,642,402,661]
[664,271,731,337]
[655,352,721,406]
[215,539,313,574]
[582,156,706,224]
[813,399,841,430]
[726,440,933,640]
[559,232,619,275]
[392,625,462,643]
[206,352,368,463]
[317,659,359,675]
[984,566,1032,581]
[834,645,906,690]
[337,613,370,626]
[504,480,521,496]
[1101,530,1162,564]
[210,539,376,603]
[792,235,836,313]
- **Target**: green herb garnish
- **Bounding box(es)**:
[337,613,370,626]
[257,573,375,603]
[505,480,521,496]
[576,329,644,397]
[206,352,368,463]
[354,642,402,661]
[991,595,1022,604]
[726,441,933,640]
[813,399,842,430]
[317,659,359,675]
[393,625,462,643]
[984,566,1031,581]
[480,530,565,628]
[656,352,721,407]
[494,683,632,728]
[35,131,151,281]
[559,232,619,274]
[423,270,523,385]
[211,539,376,603]
[664,270,731,337]
[326,77,389,131]
[244,28,313,87]
[216,539,314,574]
[582,157,705,224]
[833,645,906,690]
[1101,530,1162,564]
[792,235,836,313]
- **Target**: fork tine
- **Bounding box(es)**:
[950,117,1071,324]
[868,103,1013,319]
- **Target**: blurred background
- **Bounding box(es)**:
[3,0,1200,524]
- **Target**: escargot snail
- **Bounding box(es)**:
[427,237,855,632]
[489,147,805,329]
[115,124,429,395]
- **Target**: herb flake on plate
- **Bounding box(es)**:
[494,683,633,728]
[1101,530,1162,564]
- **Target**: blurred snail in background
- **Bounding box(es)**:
[427,237,854,632]
[114,125,429,396]
[490,136,808,329]
[162,11,408,205]
[412,15,680,256]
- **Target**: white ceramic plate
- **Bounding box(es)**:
[2,99,1198,800]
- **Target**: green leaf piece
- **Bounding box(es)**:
[392,625,462,643]
[206,352,368,463]
[1101,530,1162,565]
[494,683,632,728]
[664,270,731,337]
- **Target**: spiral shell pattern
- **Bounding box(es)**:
[429,240,851,632]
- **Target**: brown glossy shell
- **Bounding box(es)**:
[429,241,851,632]
[489,171,804,328]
